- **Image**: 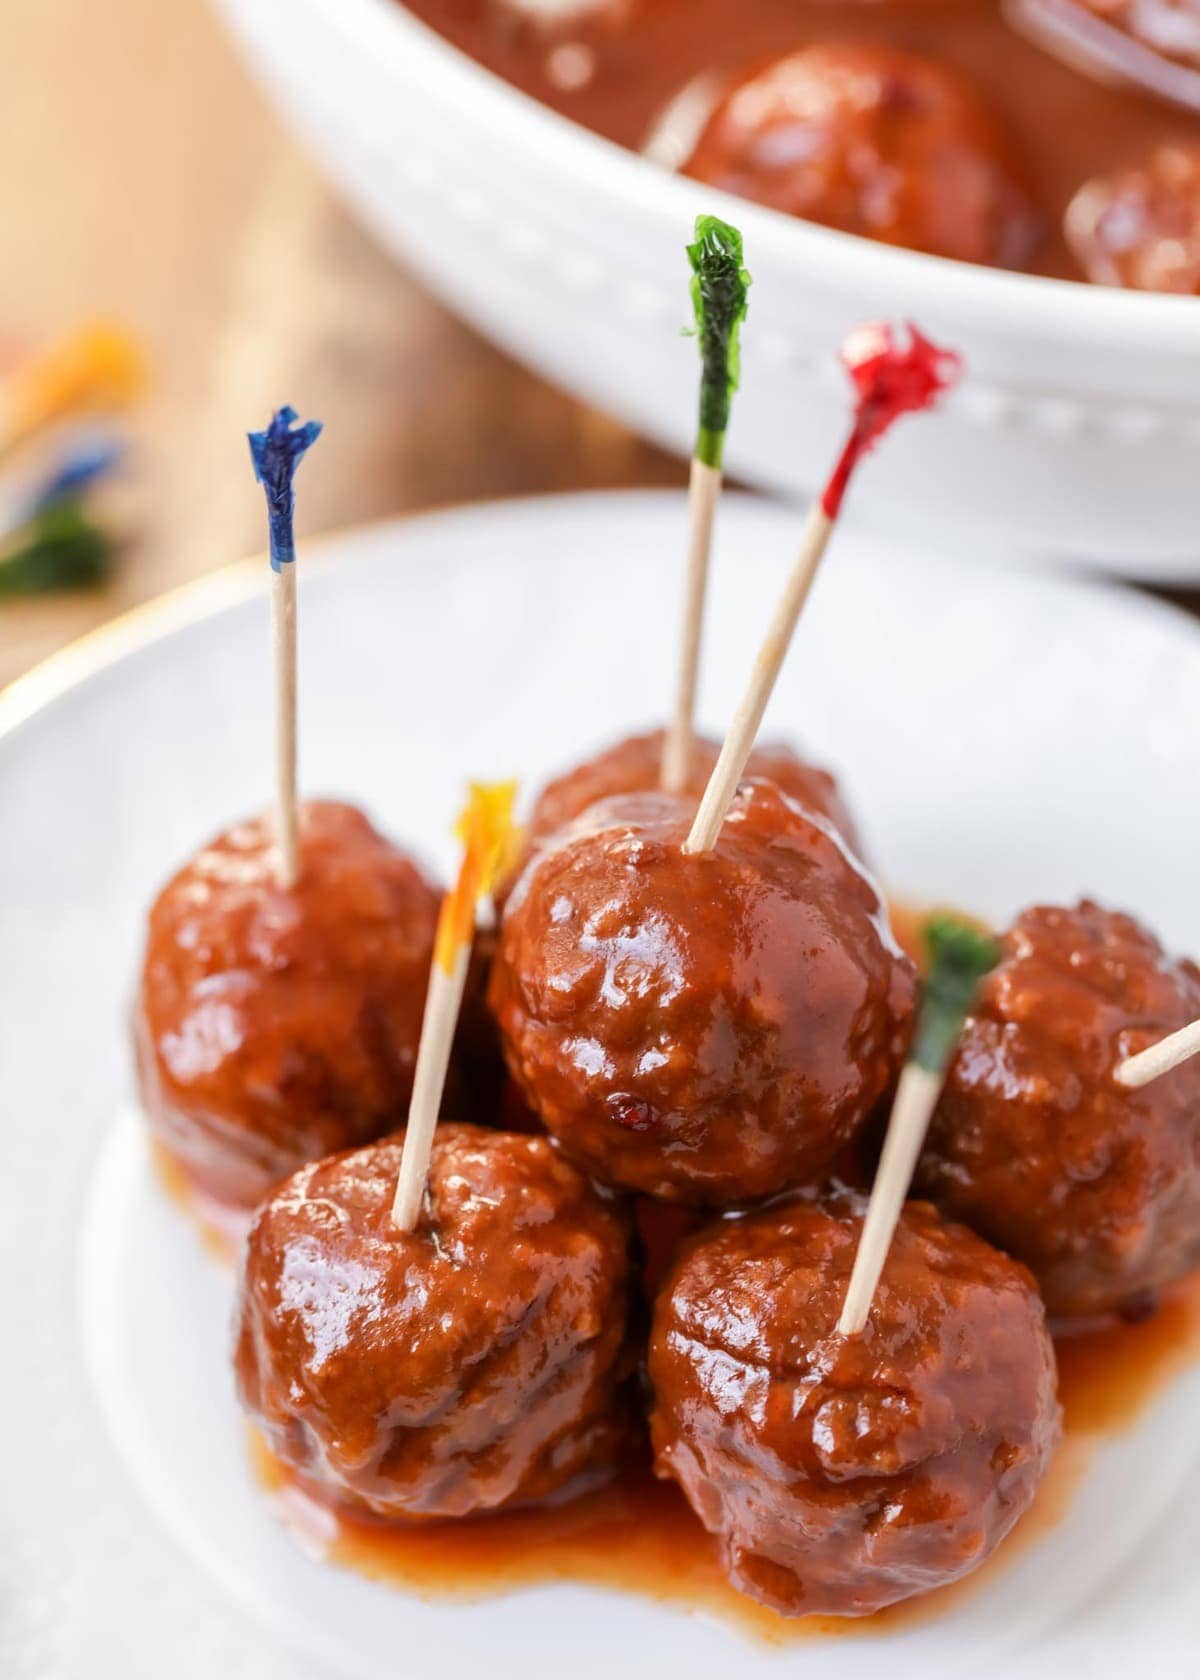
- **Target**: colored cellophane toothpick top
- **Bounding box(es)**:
[393,781,521,1230]
[822,323,961,518]
[684,319,960,855]
[248,405,323,889]
[662,213,751,796]
[435,780,523,973]
[687,214,751,471]
[838,912,999,1336]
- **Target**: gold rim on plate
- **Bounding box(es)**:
[0,557,263,741]
[0,496,550,741]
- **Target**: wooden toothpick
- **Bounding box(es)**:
[684,501,833,852]
[248,406,322,890]
[684,322,960,856]
[837,915,999,1337]
[661,215,750,796]
[392,782,521,1232]
[1114,1017,1200,1089]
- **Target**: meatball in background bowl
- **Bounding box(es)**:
[213,0,1200,575]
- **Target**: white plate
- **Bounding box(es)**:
[3,490,1200,1680]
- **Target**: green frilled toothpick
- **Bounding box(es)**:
[660,215,750,795]
[838,914,1000,1336]
[0,500,111,596]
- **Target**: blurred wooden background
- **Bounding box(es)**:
[0,0,677,685]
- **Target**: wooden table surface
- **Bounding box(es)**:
[0,0,678,687]
[2,0,1195,689]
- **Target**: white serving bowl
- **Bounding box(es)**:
[214,0,1200,575]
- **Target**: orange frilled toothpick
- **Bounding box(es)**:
[392,781,522,1230]
[0,322,146,464]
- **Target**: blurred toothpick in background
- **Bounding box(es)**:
[0,0,674,689]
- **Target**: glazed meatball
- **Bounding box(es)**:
[490,780,916,1204]
[681,44,1040,269]
[1067,145,1200,291]
[135,801,440,1208]
[235,1124,635,1521]
[490,0,639,91]
[649,1192,1060,1617]
[527,728,860,852]
[919,901,1200,1320]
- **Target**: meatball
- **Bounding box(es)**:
[489,780,916,1204]
[919,901,1200,1321]
[489,0,640,93]
[681,44,1040,269]
[235,1124,635,1521]
[1067,145,1200,291]
[135,801,440,1208]
[527,727,861,852]
[649,1192,1060,1617]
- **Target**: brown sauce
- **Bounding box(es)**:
[399,0,1200,280]
[149,886,1200,1629]
[248,1270,1200,1639]
[1055,1270,1200,1432]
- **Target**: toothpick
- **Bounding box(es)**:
[685,322,959,855]
[661,216,750,795]
[272,569,299,883]
[683,501,834,851]
[662,458,721,795]
[392,782,521,1231]
[838,916,999,1337]
[1114,1017,1200,1089]
[248,407,322,889]
[0,322,145,465]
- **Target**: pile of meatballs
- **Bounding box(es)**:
[135,727,1200,1619]
[405,0,1200,292]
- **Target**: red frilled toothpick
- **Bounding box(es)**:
[685,323,960,854]
[821,324,961,519]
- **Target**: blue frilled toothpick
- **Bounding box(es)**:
[248,407,322,886]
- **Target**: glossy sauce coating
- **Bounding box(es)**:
[526,728,860,853]
[135,801,439,1208]
[648,1192,1061,1617]
[490,780,915,1203]
[1067,143,1200,289]
[250,1267,1200,1632]
[920,901,1200,1320]
[684,45,1040,268]
[401,0,1200,281]
[235,1124,635,1520]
